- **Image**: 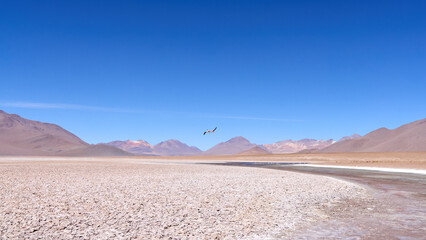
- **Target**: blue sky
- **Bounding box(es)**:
[1,0,425,150]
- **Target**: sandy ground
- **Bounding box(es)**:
[0,157,369,239]
[4,152,424,169]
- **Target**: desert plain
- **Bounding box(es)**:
[0,152,425,239]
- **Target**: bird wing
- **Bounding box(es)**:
[203,131,207,135]
[212,127,217,132]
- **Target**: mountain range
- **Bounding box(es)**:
[104,139,202,156]
[103,136,257,156]
[103,136,345,156]
[1,110,425,156]
[262,139,335,154]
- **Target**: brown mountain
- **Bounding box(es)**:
[318,118,426,153]
[152,139,202,156]
[0,110,131,156]
[203,136,257,155]
[237,146,271,155]
[104,139,202,156]
[262,139,335,154]
[337,134,361,142]
[62,144,134,157]
[104,140,154,155]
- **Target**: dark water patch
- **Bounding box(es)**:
[266,165,426,200]
[207,162,308,166]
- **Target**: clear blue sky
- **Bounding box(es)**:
[1,0,425,150]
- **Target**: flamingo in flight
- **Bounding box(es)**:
[204,127,217,135]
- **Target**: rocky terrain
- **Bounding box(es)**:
[0,158,368,239]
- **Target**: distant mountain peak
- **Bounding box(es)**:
[105,138,201,156]
[204,136,256,155]
[153,139,202,156]
[227,136,250,143]
[237,146,271,155]
[159,139,181,144]
[337,134,361,142]
[155,139,185,147]
[125,139,150,144]
[364,127,390,138]
[262,138,334,154]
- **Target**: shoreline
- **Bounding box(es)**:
[234,162,426,239]
[294,164,426,175]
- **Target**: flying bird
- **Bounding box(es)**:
[203,127,217,135]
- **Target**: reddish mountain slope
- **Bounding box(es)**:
[237,146,271,155]
[152,140,202,156]
[319,119,426,153]
[337,134,362,142]
[204,137,257,155]
[0,110,131,156]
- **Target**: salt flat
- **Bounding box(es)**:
[0,157,368,239]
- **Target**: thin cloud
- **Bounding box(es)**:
[0,101,299,122]
[0,101,138,113]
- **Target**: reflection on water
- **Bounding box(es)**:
[217,162,426,239]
